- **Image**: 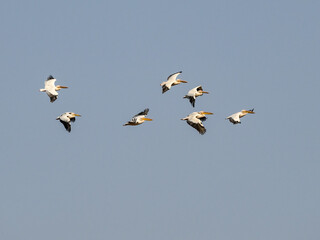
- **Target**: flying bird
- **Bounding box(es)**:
[123,108,153,126]
[226,109,255,124]
[183,85,209,107]
[39,75,68,102]
[160,71,187,93]
[56,112,81,132]
[181,111,213,135]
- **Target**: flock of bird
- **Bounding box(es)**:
[40,71,255,134]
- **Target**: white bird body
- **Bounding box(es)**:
[123,108,153,126]
[181,111,213,135]
[40,75,68,102]
[226,109,255,124]
[183,85,209,107]
[160,71,187,93]
[56,112,81,132]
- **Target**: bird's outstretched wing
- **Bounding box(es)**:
[60,120,71,132]
[45,77,56,89]
[187,121,206,135]
[134,108,149,117]
[167,71,182,81]
[45,76,58,101]
[189,97,195,107]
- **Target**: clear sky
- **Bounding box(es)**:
[0,0,319,239]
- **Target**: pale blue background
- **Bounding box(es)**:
[0,1,319,239]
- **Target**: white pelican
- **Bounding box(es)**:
[160,71,187,93]
[123,108,153,126]
[226,109,255,124]
[39,75,68,102]
[183,85,209,107]
[56,112,81,132]
[181,111,213,135]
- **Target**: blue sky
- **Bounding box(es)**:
[0,1,319,239]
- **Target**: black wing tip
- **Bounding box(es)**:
[189,97,195,107]
[134,108,150,117]
[174,70,183,75]
[200,116,207,122]
[162,85,169,93]
[47,75,54,80]
[198,125,206,135]
[187,121,206,135]
[50,96,57,103]
[229,118,240,124]
[143,108,149,115]
[196,126,206,135]
[199,130,206,135]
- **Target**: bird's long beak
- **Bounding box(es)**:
[74,114,81,117]
[142,117,152,121]
[203,112,213,115]
[59,86,68,89]
[201,91,209,94]
[178,80,188,83]
[245,110,255,114]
